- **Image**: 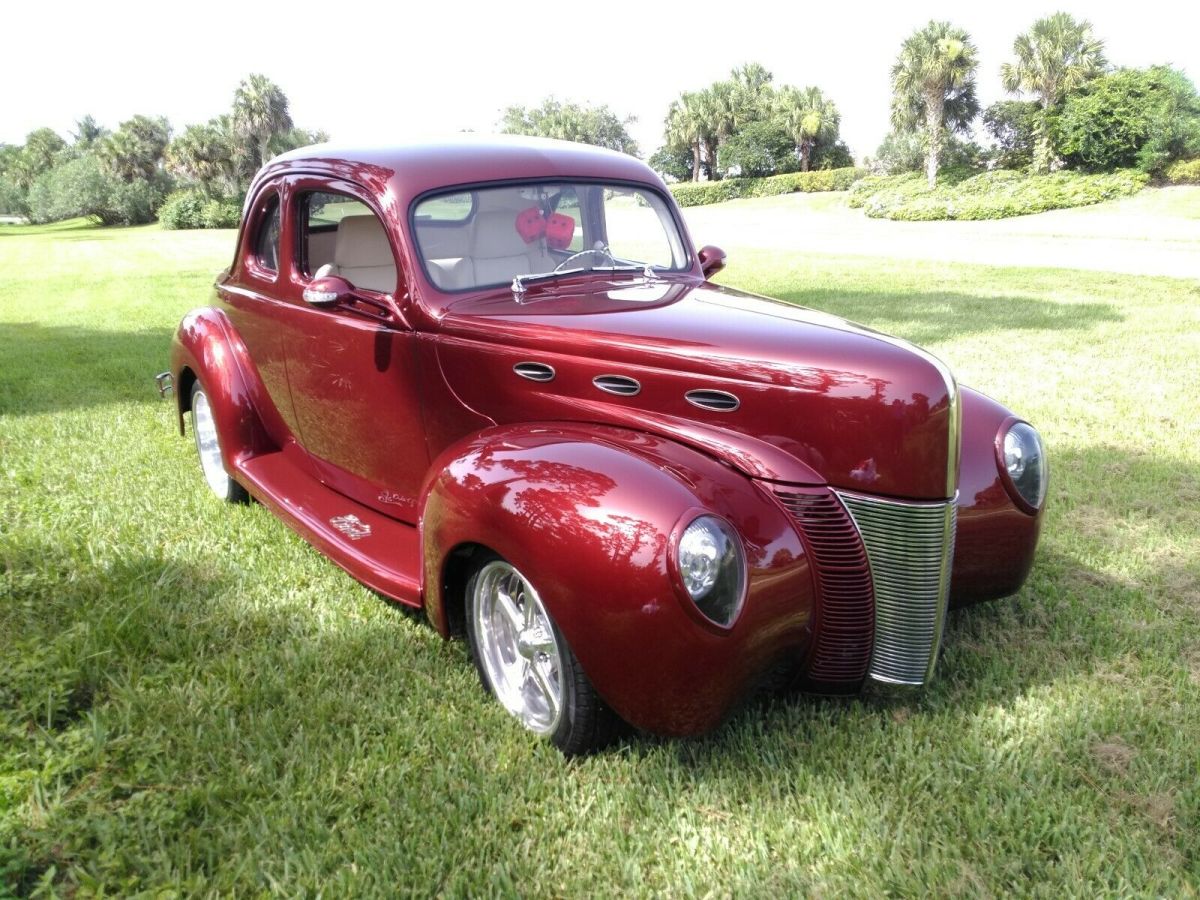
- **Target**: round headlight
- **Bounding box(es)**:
[1000,421,1047,511]
[675,515,746,627]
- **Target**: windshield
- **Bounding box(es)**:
[411,182,691,292]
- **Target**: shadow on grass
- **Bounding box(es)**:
[0,321,174,416]
[771,287,1123,345]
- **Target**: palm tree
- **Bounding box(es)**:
[777,86,840,171]
[891,20,980,187]
[666,95,704,181]
[232,74,294,170]
[730,62,774,126]
[1001,12,1107,172]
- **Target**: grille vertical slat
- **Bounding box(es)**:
[774,489,874,687]
[837,491,957,686]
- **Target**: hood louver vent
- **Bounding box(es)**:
[685,389,740,412]
[513,361,556,383]
[593,375,641,397]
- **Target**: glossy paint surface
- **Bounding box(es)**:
[421,423,812,734]
[169,137,1044,735]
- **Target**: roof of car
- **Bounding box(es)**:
[261,134,662,205]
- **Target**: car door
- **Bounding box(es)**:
[278,177,429,523]
[218,183,306,449]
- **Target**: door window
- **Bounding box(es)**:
[253,194,281,272]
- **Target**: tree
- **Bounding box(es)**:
[776,86,840,171]
[648,144,693,182]
[665,94,705,181]
[12,128,67,190]
[890,21,980,187]
[98,115,170,182]
[166,119,243,196]
[729,62,775,127]
[232,74,294,171]
[716,120,797,178]
[983,100,1042,170]
[71,115,107,148]
[1056,66,1200,174]
[499,98,638,155]
[1001,12,1107,172]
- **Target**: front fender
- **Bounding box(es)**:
[419,422,813,735]
[950,386,1045,606]
[170,307,276,471]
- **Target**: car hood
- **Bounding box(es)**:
[434,278,959,500]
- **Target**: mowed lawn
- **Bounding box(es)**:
[1,208,1199,896]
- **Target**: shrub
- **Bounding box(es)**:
[200,197,241,228]
[668,167,864,207]
[1164,158,1200,184]
[849,168,1147,220]
[26,153,168,225]
[159,188,241,229]
[1056,66,1200,175]
[716,121,798,178]
[27,155,113,224]
[107,175,170,226]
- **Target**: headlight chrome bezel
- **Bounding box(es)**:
[668,511,748,632]
[995,417,1048,514]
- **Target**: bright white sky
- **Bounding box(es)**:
[6,0,1198,163]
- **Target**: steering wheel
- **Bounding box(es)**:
[553,245,616,273]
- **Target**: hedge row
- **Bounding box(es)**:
[668,167,865,207]
[1164,158,1200,185]
[158,189,242,230]
[847,168,1148,221]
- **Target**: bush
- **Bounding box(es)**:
[1056,66,1200,175]
[200,197,241,228]
[107,175,170,226]
[159,188,241,229]
[669,167,864,207]
[26,153,168,225]
[27,155,114,224]
[848,168,1147,220]
[1164,158,1200,184]
[716,121,798,178]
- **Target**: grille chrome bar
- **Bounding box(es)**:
[836,491,957,687]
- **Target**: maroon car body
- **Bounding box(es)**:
[164,136,1045,751]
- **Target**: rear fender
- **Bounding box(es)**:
[419,422,811,735]
[170,307,276,469]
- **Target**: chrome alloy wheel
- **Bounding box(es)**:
[191,387,232,497]
[471,560,564,735]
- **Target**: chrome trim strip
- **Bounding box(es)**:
[836,490,957,687]
[513,361,556,383]
[684,389,740,412]
[593,374,641,397]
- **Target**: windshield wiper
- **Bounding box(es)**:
[511,264,658,300]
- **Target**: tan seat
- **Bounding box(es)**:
[332,215,397,293]
[466,210,557,287]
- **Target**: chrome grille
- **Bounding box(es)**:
[773,489,874,687]
[837,491,957,687]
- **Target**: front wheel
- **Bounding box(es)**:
[465,555,620,755]
[190,380,248,504]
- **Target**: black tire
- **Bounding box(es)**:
[464,552,621,756]
[190,380,248,504]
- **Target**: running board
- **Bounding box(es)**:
[237,450,422,607]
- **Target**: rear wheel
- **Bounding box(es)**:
[465,554,620,755]
[190,380,248,504]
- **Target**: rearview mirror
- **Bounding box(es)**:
[698,245,727,280]
[303,275,353,308]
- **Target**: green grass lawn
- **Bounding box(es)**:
[2,217,1199,895]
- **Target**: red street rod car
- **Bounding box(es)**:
[159,136,1046,754]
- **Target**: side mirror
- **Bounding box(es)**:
[697,245,727,280]
[302,275,353,308]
